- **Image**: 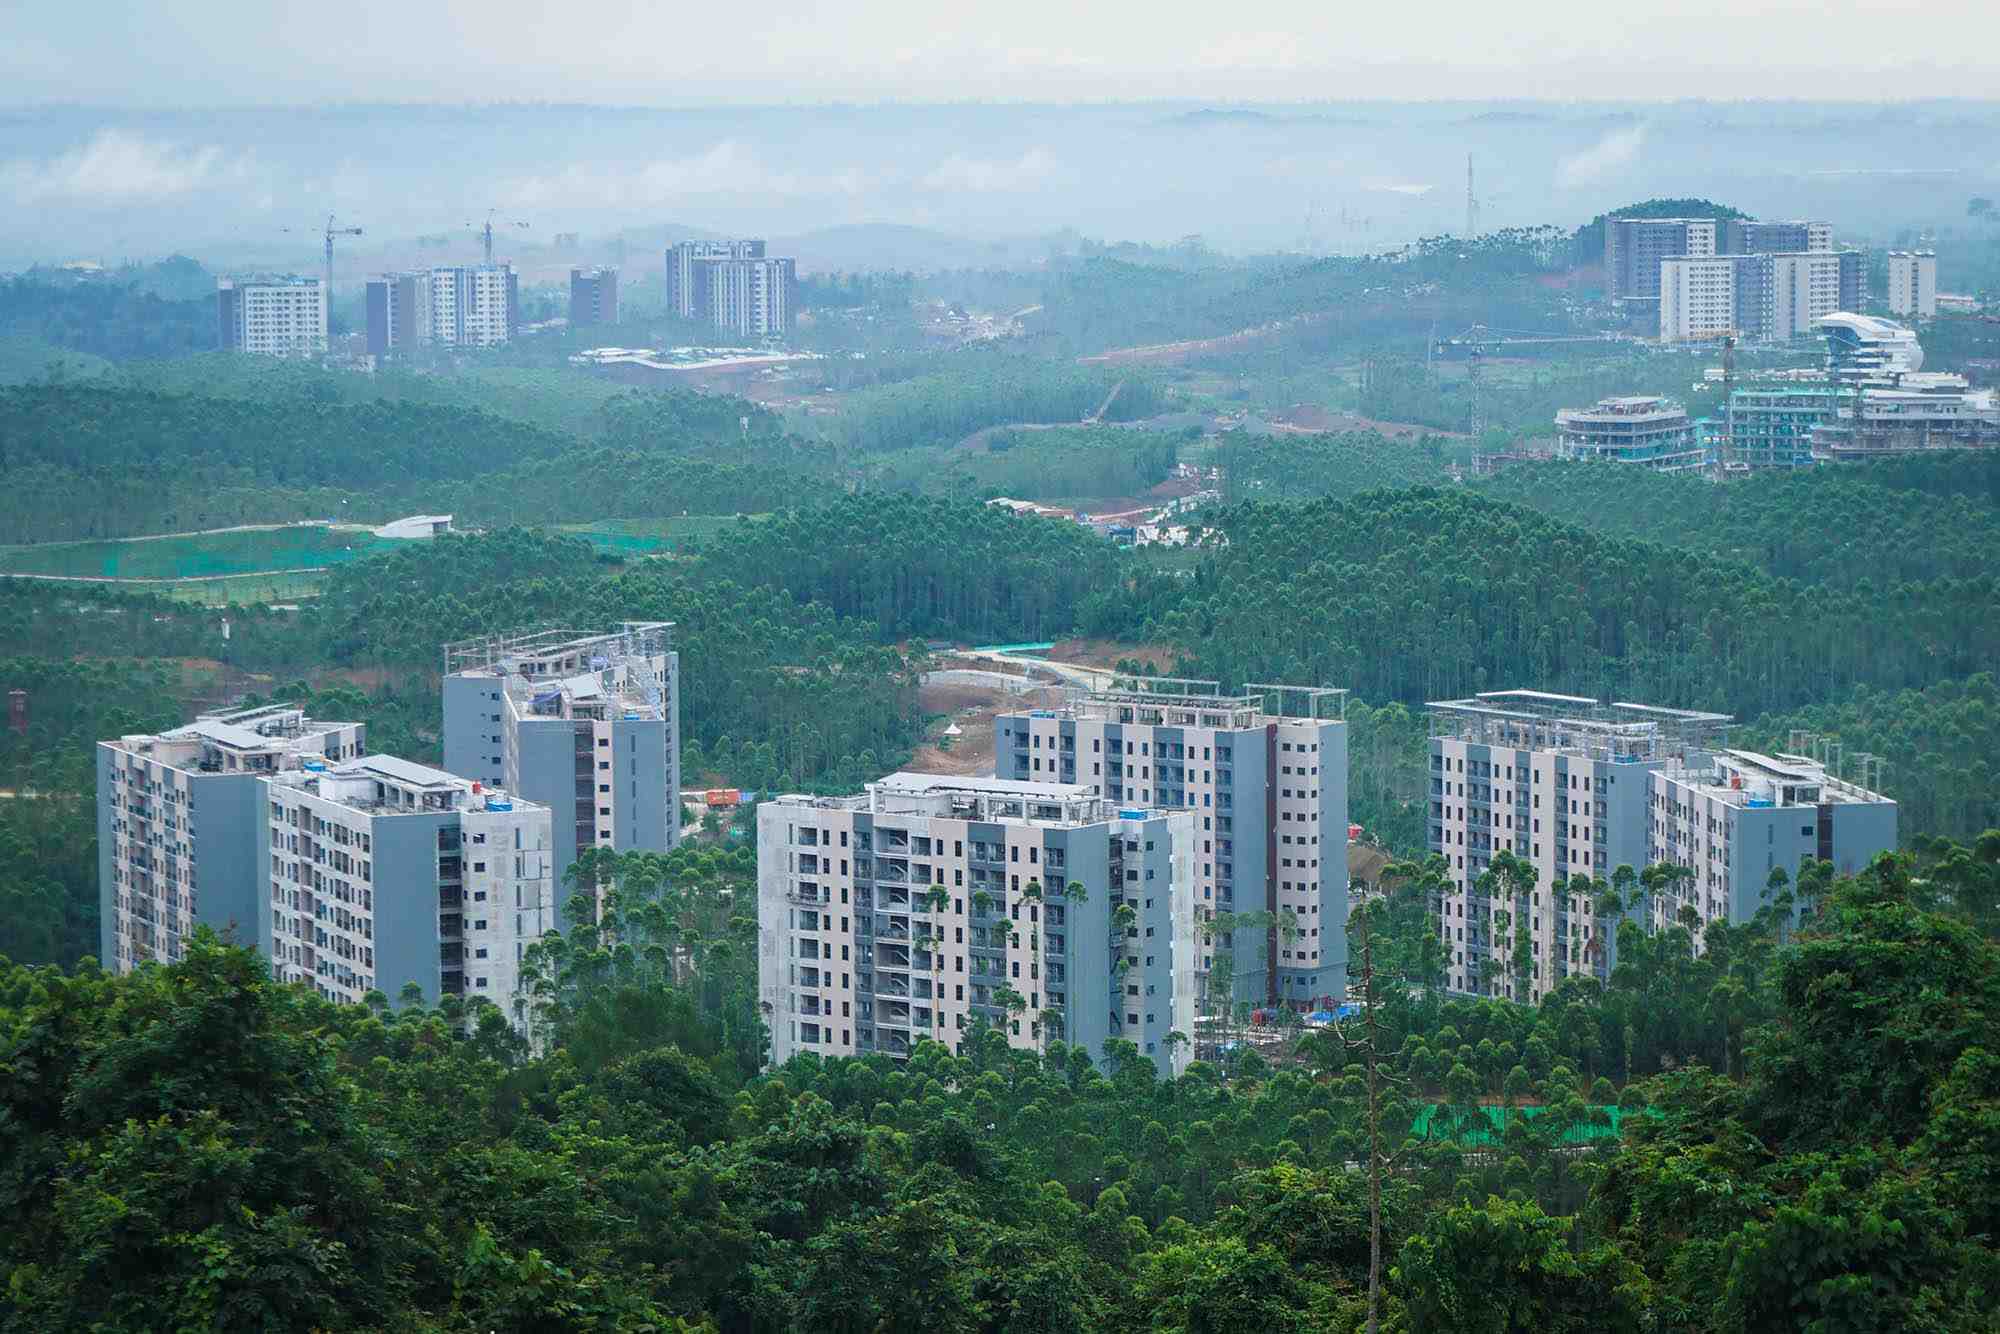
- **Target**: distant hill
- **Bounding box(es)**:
[769,224,1058,275]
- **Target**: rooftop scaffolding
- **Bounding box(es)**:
[1426,689,1731,762]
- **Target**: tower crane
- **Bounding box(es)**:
[469,209,529,265]
[281,214,363,307]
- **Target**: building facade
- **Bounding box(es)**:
[569,266,620,327]
[995,680,1349,1010]
[428,264,519,347]
[1648,748,1896,938]
[1606,217,1717,317]
[1887,251,1938,319]
[758,774,1196,1075]
[1720,219,1833,256]
[1725,386,1842,469]
[98,705,365,974]
[1554,396,1705,470]
[1660,250,1862,343]
[1427,691,1731,1003]
[665,240,763,318]
[260,755,553,1015]
[664,240,796,336]
[364,271,433,358]
[442,624,680,910]
[217,276,327,357]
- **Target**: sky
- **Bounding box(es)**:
[5,0,2000,104]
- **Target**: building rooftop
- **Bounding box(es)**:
[769,772,1169,827]
[446,622,674,723]
[1661,748,1892,810]
[272,753,544,817]
[1428,690,1730,762]
[108,705,358,773]
[1019,677,1347,730]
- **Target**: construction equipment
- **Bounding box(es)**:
[469,209,529,265]
[281,214,363,307]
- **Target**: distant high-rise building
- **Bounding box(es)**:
[428,264,519,347]
[1606,217,1717,313]
[364,272,432,358]
[664,240,795,337]
[569,266,619,327]
[1720,219,1833,255]
[1887,251,1938,318]
[217,276,327,357]
[1660,249,1863,343]
[665,240,763,318]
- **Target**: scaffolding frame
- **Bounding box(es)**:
[1051,676,1350,730]
[443,621,673,677]
[1427,689,1730,763]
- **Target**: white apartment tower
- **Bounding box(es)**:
[759,774,1196,1075]
[217,276,328,357]
[996,680,1349,1011]
[1426,691,1731,1003]
[1887,251,1938,319]
[442,624,680,912]
[98,705,365,974]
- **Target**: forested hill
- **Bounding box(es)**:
[1158,487,2000,720]
[1477,452,2000,587]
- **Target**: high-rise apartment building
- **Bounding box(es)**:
[1887,251,1938,318]
[665,240,763,318]
[1660,250,1863,343]
[364,271,433,358]
[664,239,796,337]
[1553,396,1705,470]
[1648,748,1896,937]
[260,755,554,1014]
[217,276,327,357]
[97,704,556,1026]
[442,624,680,909]
[1606,217,1718,314]
[98,705,365,974]
[569,266,620,327]
[1720,219,1834,256]
[428,264,520,347]
[1426,691,1731,1002]
[758,774,1196,1074]
[995,680,1349,1009]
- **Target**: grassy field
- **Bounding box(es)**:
[0,523,405,580]
[560,514,768,553]
[154,571,332,606]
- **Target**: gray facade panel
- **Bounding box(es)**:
[191,773,265,948]
[95,746,116,966]
[442,676,504,786]
[370,816,448,1006]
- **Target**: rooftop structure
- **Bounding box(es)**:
[1427,691,1731,765]
[443,623,674,723]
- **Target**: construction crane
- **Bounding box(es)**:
[468,209,529,265]
[281,214,363,307]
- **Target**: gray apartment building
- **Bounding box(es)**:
[995,679,1349,1011]
[1426,690,1731,1002]
[98,704,366,974]
[758,773,1196,1075]
[260,754,554,1015]
[1649,748,1897,936]
[664,239,796,337]
[1606,217,1718,316]
[442,624,680,911]
[569,266,619,327]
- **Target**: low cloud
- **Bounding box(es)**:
[509,140,875,209]
[1,129,254,204]
[1556,124,1647,188]
[922,148,1062,194]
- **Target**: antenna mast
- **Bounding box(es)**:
[1466,154,1478,238]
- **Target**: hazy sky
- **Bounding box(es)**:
[6,0,1999,104]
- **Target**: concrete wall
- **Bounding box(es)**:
[611,716,670,855]
[191,772,265,951]
[369,814,449,1007]
[95,745,117,966]
[442,675,504,786]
